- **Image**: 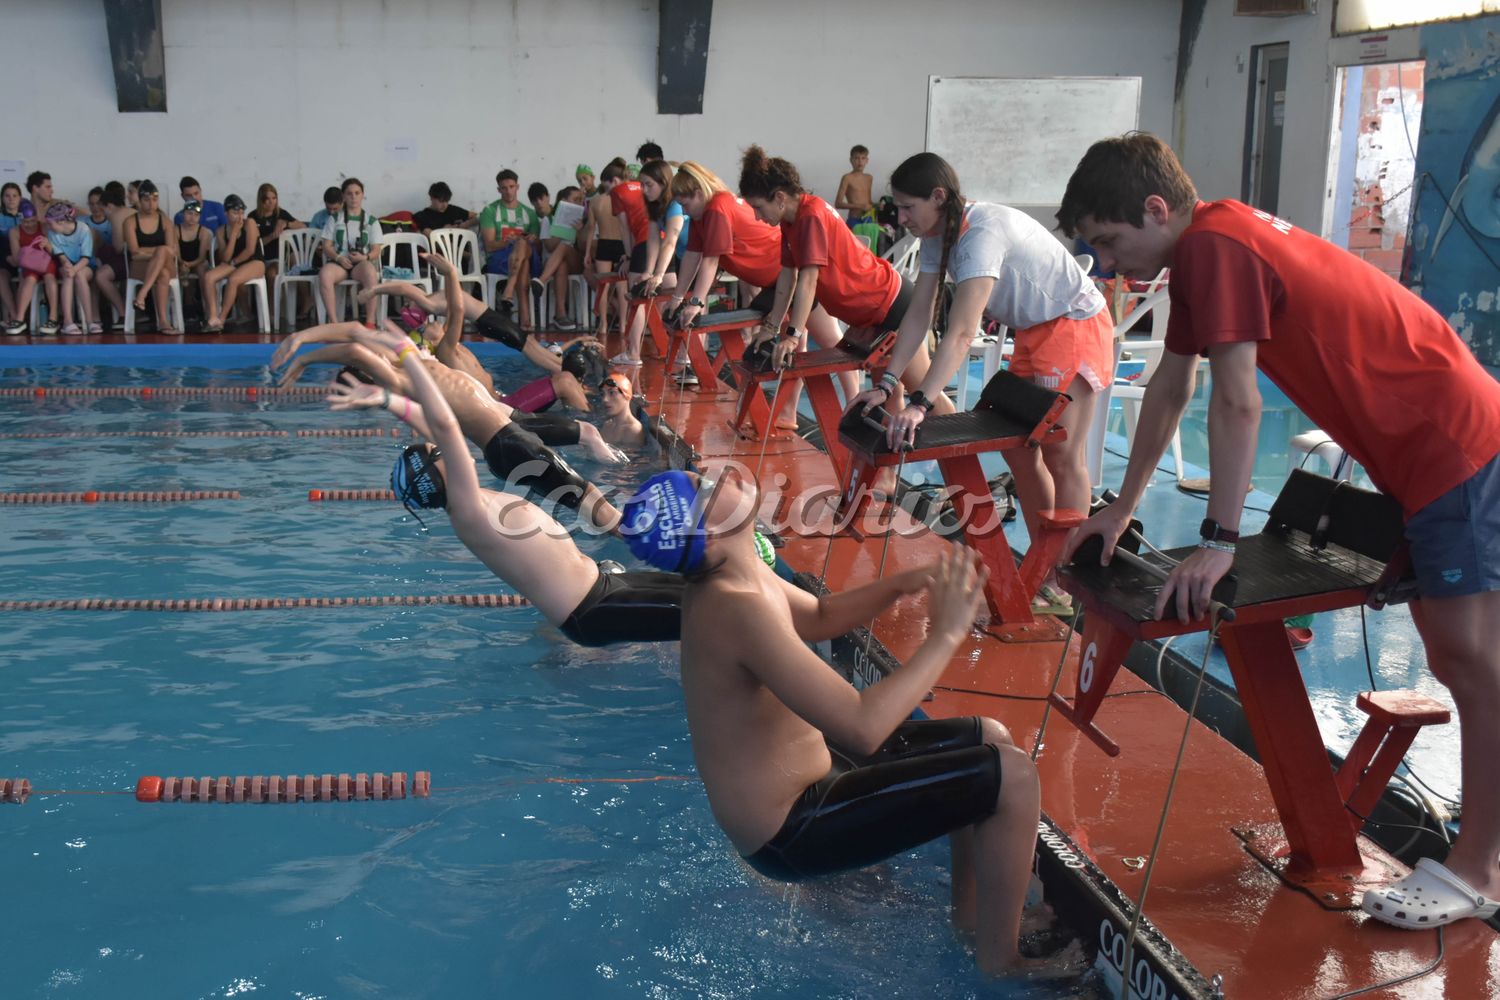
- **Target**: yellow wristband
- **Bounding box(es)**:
[395,344,416,367]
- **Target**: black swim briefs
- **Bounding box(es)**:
[558,565,683,646]
[743,717,1001,882]
[475,307,529,351]
[595,239,626,268]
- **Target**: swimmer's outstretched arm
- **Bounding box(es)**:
[772,561,938,644]
[280,341,406,393]
[357,280,442,314]
[383,327,487,514]
[427,251,467,369]
[327,372,434,440]
[732,547,989,755]
[270,321,369,370]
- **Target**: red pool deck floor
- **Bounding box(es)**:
[637,352,1500,1000]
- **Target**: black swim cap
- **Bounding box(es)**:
[391,444,446,519]
[561,341,607,387]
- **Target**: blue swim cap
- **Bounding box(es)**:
[622,470,708,573]
[391,444,446,518]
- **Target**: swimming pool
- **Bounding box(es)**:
[0,347,1086,999]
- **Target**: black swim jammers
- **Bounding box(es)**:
[475,307,530,351]
[558,565,683,646]
[743,717,1001,882]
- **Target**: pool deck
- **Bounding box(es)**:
[5,325,1498,999]
[609,333,1500,999]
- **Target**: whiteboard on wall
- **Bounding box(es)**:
[925,76,1142,208]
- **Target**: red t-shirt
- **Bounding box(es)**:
[779,194,901,328]
[1166,199,1500,516]
[685,191,781,288]
[610,181,650,245]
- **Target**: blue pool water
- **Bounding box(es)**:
[0,348,1080,999]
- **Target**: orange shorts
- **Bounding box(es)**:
[1008,310,1115,393]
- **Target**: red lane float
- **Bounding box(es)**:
[135,772,431,803]
[0,427,409,440]
[0,491,241,504]
[0,430,291,439]
[0,593,532,612]
[308,489,398,502]
[1,778,30,804]
[0,386,325,399]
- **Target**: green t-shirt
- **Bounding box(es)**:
[480,200,539,242]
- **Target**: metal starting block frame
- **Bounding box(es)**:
[1055,470,1440,904]
[730,326,897,482]
[835,370,1082,639]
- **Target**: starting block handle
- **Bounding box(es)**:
[1110,546,1238,624]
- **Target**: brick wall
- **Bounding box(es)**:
[1346,62,1425,281]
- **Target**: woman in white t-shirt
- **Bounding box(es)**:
[849,153,1115,604]
[318,177,384,328]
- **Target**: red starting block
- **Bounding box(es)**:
[1055,471,1439,899]
[836,370,1082,638]
[730,326,896,481]
[661,308,765,392]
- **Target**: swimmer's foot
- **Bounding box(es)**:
[1019,901,1056,938]
[1000,938,1088,981]
[774,419,800,431]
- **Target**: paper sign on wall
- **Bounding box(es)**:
[385,139,418,162]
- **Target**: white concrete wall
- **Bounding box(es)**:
[1173,5,1338,232]
[8,0,1180,223]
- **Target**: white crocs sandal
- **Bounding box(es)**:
[1361,857,1499,929]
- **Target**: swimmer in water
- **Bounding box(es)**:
[278,251,592,411]
[357,343,681,646]
[597,372,651,450]
[621,467,1083,979]
[296,323,627,530]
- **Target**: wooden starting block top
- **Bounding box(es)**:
[836,370,1069,465]
[690,309,762,330]
[1064,529,1395,632]
[1062,469,1413,639]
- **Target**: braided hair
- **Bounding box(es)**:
[890,152,965,334]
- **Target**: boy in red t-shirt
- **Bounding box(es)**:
[1056,133,1500,930]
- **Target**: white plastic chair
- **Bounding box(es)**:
[376,233,432,321]
[274,230,321,332]
[28,279,93,333]
[853,234,873,251]
[955,326,1011,410]
[1291,430,1353,481]
[1098,288,1185,484]
[427,228,488,308]
[882,235,921,280]
[123,274,186,334]
[214,267,271,334]
[568,273,592,328]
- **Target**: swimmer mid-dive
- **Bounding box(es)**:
[329,328,680,646]
[621,467,1083,978]
[279,251,598,413]
[286,324,627,532]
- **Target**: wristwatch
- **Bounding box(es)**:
[780,327,804,343]
[907,390,935,413]
[1199,518,1240,543]
[686,296,705,307]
